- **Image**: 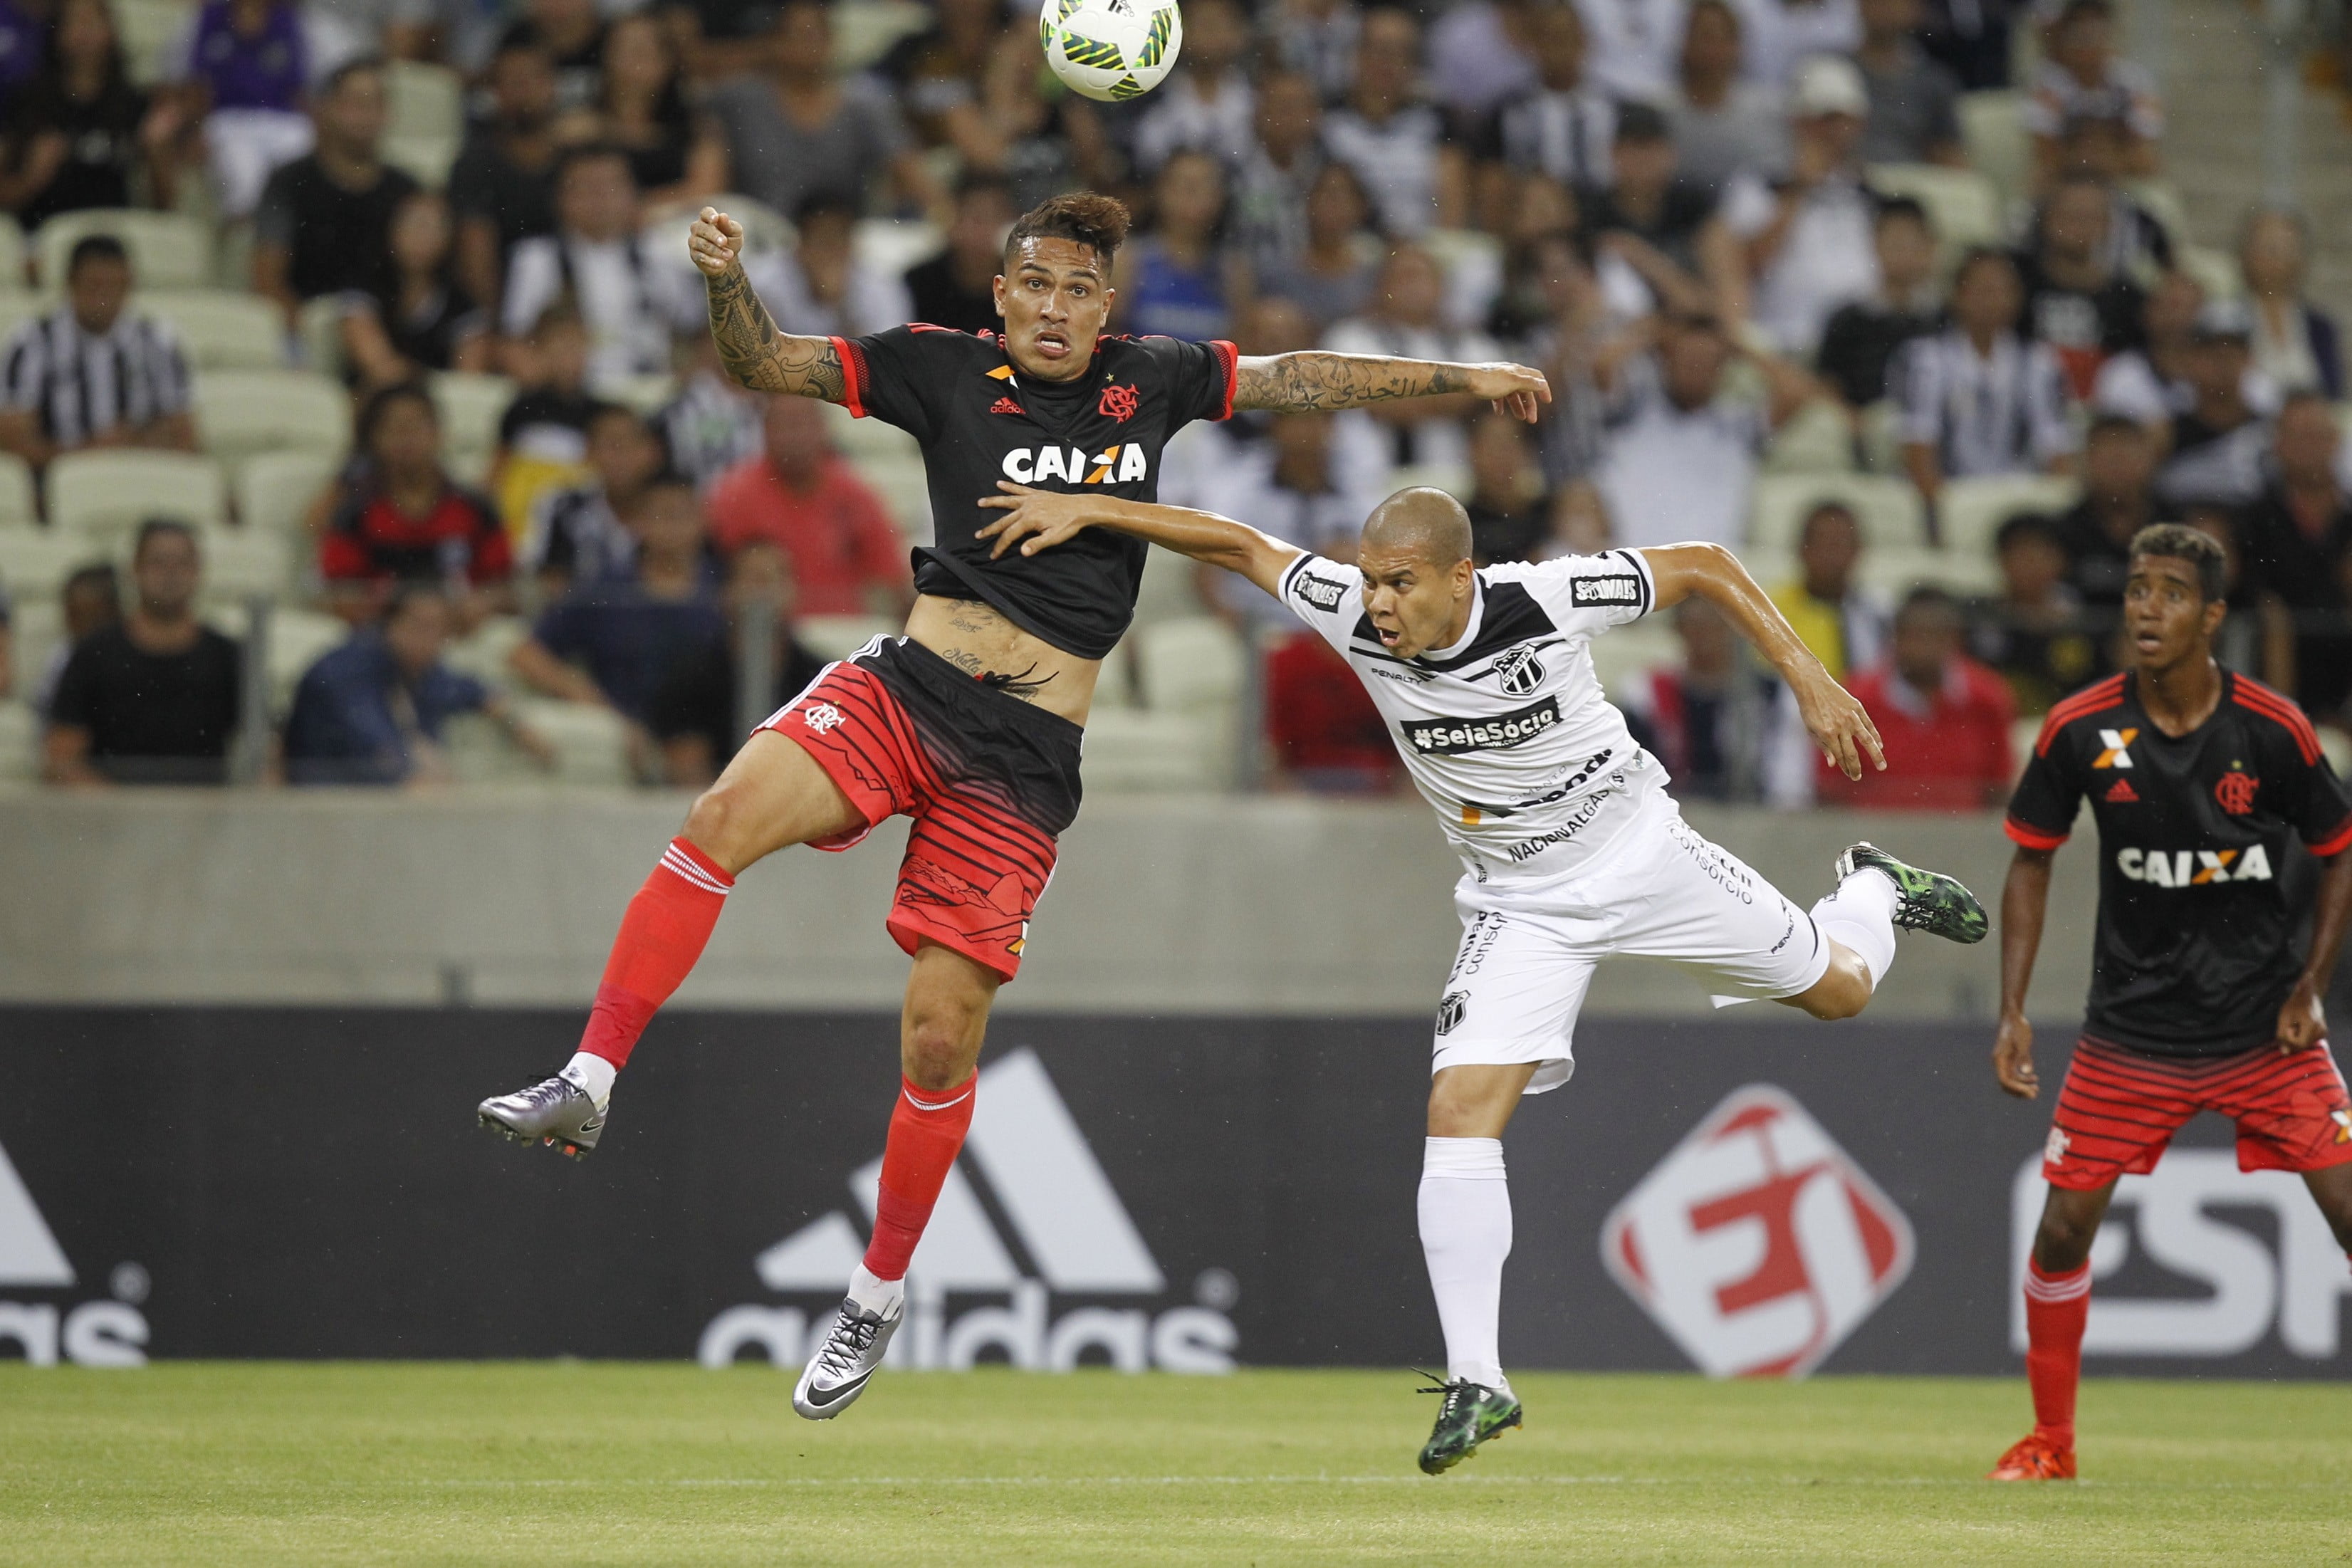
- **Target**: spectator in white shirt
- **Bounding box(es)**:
[1488,1,1616,190]
[499,144,694,389]
[1196,411,1390,627]
[1666,0,1791,192]
[1132,0,1257,174]
[1265,0,1362,105]
[1723,54,1881,355]
[0,236,194,472]
[1573,0,1690,99]
[1893,247,2078,506]
[1324,244,1503,479]
[2238,207,2345,399]
[1429,0,1542,121]
[2025,0,2160,188]
[1594,308,1818,547]
[1230,69,1325,285]
[1322,6,1462,236]
[749,192,914,341]
[1737,0,1861,88]
[2090,268,2278,440]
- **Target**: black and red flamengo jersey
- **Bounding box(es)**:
[831,324,1238,659]
[2005,669,2352,1056]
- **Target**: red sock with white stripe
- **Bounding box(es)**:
[860,1075,978,1286]
[564,840,734,1102]
[2023,1260,2091,1448]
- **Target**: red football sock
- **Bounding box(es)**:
[577,839,734,1069]
[2023,1259,2091,1447]
[862,1074,978,1282]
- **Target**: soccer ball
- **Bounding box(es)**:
[1039,0,1183,103]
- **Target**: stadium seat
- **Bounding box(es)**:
[1077,708,1227,791]
[2179,244,2242,300]
[1386,462,1470,499]
[1586,615,1682,699]
[0,526,108,600]
[2010,714,2044,778]
[646,194,792,264]
[602,374,678,416]
[2123,179,2190,254]
[0,290,43,345]
[115,0,189,86]
[429,371,517,469]
[0,214,23,287]
[509,698,634,785]
[1855,399,1903,474]
[1129,540,1206,630]
[1761,398,1856,475]
[822,398,917,463]
[193,370,352,466]
[1857,545,2002,599]
[298,296,347,380]
[385,61,463,144]
[1136,615,1246,714]
[0,451,32,528]
[0,699,32,783]
[833,0,930,70]
[34,209,215,289]
[854,455,933,541]
[172,525,296,605]
[1747,473,1928,553]
[236,449,340,539]
[1865,164,2005,252]
[795,615,894,660]
[257,607,350,713]
[383,134,461,192]
[1936,474,2081,558]
[139,290,288,370]
[48,449,229,545]
[7,595,59,681]
[854,218,942,285]
[1958,91,2029,208]
[441,613,528,696]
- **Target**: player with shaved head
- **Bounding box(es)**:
[979,480,1990,1473]
[476,192,1554,1421]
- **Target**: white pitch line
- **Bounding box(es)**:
[391,1475,2350,1493]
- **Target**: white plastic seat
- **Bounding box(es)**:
[192,369,352,466]
[833,0,930,70]
[429,372,517,466]
[601,373,678,416]
[298,295,347,381]
[510,698,634,785]
[852,217,941,283]
[0,450,33,527]
[259,608,351,711]
[646,195,792,266]
[0,291,47,349]
[174,526,295,603]
[0,699,33,783]
[441,613,529,695]
[794,615,894,661]
[1858,545,2002,599]
[0,528,110,600]
[48,449,229,545]
[385,60,463,143]
[1761,397,1856,476]
[236,449,340,539]
[115,0,189,87]
[1936,474,2082,559]
[1586,615,1683,699]
[34,209,215,288]
[138,290,286,370]
[382,135,461,192]
[1136,615,1246,714]
[1747,473,1928,553]
[1958,90,2028,208]
[1866,163,2005,252]
[1076,708,1225,792]
[0,215,23,288]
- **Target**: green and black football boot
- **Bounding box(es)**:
[1416,1377,1522,1475]
[1836,842,1990,945]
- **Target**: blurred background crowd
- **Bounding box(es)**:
[0,0,2346,808]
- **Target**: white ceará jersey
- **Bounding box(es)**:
[1277,548,1666,882]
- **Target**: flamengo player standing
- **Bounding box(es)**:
[1990,524,2352,1482]
[474,194,1554,1421]
[977,481,1990,1473]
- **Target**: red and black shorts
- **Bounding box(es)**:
[760,636,1082,983]
[2043,1033,2352,1190]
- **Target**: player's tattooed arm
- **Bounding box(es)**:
[1232,353,1551,422]
[690,208,846,402]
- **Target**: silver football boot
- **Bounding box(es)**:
[477,1074,606,1159]
[793,1294,903,1419]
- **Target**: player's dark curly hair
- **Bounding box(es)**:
[2129,522,2229,604]
[1004,193,1132,269]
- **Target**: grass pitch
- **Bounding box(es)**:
[1,1366,2346,1564]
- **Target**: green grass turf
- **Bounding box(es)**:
[1,1366,2347,1565]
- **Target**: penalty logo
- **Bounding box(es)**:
[1601,1085,1913,1379]
[700,1050,1238,1374]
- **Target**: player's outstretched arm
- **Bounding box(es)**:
[687,208,847,402]
[1995,847,2056,1098]
[1639,540,1885,780]
[1233,353,1551,423]
[977,483,1300,597]
[2280,851,2352,1051]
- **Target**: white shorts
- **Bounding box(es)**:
[1431,790,1829,1094]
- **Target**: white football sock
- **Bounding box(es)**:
[846,1263,904,1314]
[1418,1136,1512,1393]
[560,1052,617,1112]
[1811,865,1899,992]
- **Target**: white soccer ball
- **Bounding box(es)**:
[1039,0,1183,103]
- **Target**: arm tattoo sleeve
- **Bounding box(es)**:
[1231,352,1468,413]
[706,265,846,402]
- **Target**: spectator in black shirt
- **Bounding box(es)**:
[2053,412,2164,606]
[500,0,605,113]
[340,190,491,392]
[45,519,241,786]
[449,37,561,316]
[2235,392,2352,720]
[1463,409,1550,565]
[649,540,825,788]
[904,175,1016,338]
[252,58,417,330]
[1855,0,1967,167]
[491,305,600,528]
[2016,172,2146,400]
[1971,511,2103,715]
[2157,298,2270,511]
[1579,102,1738,318]
[1815,195,1940,410]
[0,0,174,231]
[553,12,724,211]
[1915,0,2019,90]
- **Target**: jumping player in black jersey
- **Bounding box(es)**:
[1990,523,2352,1481]
[475,192,1553,1420]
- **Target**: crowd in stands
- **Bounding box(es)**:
[0,0,2346,812]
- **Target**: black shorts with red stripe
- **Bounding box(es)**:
[2044,1033,2352,1190]
[762,637,1081,982]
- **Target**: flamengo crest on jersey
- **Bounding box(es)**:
[1276,548,1660,878]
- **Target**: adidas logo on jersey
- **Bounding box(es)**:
[0,1134,150,1366]
[2116,845,2274,886]
[1000,444,1149,486]
[2105,778,2139,803]
[697,1050,1237,1374]
[988,396,1023,415]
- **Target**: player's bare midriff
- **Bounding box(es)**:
[903,592,1102,723]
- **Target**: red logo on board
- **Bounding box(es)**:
[2215,770,2258,815]
[1098,383,1139,422]
[988,396,1024,416]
